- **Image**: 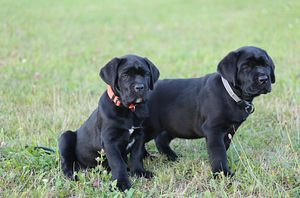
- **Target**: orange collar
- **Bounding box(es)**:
[107,85,136,110]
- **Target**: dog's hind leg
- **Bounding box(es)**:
[59,130,79,180]
[155,131,178,161]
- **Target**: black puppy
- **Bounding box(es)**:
[144,46,275,177]
[59,55,160,191]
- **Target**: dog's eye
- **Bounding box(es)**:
[145,73,150,77]
[122,74,129,79]
[242,65,251,71]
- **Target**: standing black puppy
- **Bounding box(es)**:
[59,55,160,191]
[144,46,275,177]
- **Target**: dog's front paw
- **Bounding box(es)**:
[116,179,131,192]
[65,171,79,181]
[166,152,181,161]
[212,170,234,179]
[132,170,153,178]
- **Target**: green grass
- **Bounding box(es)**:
[1,0,299,197]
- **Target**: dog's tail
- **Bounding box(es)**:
[25,145,55,154]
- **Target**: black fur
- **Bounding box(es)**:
[143,46,275,177]
[59,55,159,191]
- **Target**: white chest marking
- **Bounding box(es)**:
[127,126,139,151]
[126,138,136,151]
[128,127,135,135]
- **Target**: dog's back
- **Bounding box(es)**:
[144,73,222,141]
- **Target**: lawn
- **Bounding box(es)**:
[0,0,299,197]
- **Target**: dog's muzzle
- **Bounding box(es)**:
[134,84,145,92]
[258,75,268,84]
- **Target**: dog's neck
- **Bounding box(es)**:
[221,77,255,114]
[107,85,136,111]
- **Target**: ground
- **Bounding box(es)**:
[0,0,299,197]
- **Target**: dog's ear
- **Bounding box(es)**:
[99,57,120,89]
[266,54,276,84]
[217,51,238,86]
[144,57,160,90]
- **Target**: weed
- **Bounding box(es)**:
[1,0,299,197]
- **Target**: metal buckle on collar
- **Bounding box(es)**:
[131,106,136,112]
[128,104,137,112]
[237,100,255,114]
[245,102,255,114]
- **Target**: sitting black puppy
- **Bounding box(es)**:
[59,55,160,191]
[144,46,275,177]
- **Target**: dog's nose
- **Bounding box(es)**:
[258,75,268,84]
[134,84,144,92]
